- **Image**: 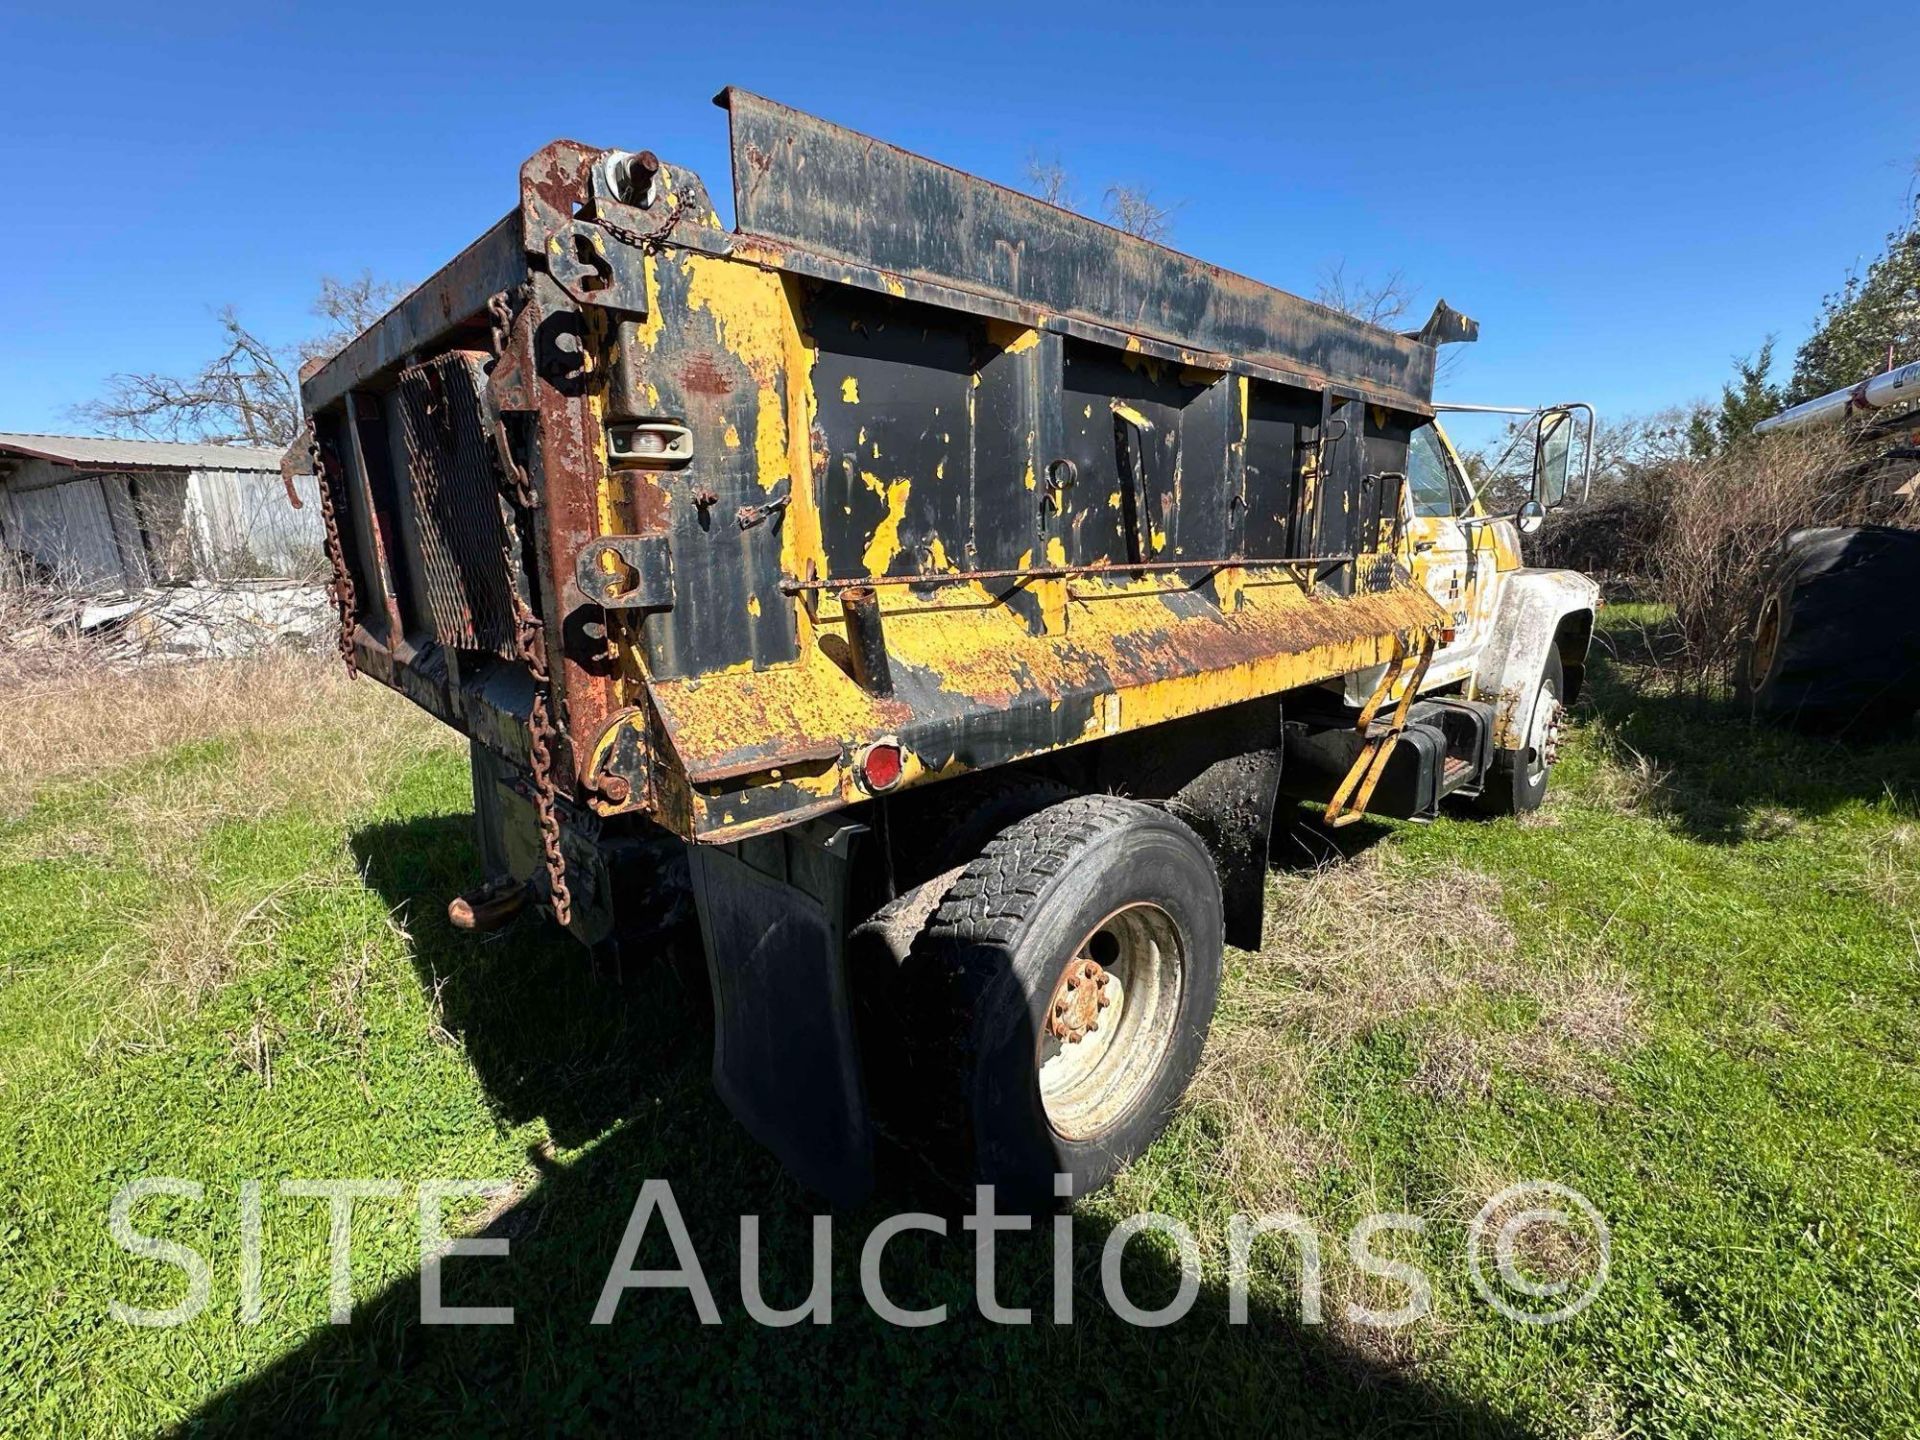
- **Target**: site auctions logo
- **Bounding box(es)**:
[107,1176,1610,1330]
[1466,1181,1612,1326]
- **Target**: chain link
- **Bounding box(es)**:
[308,423,358,677]
[595,197,688,255]
[486,287,573,927]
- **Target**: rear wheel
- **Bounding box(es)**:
[898,795,1223,1210]
[1473,650,1564,816]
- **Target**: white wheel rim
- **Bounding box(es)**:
[1037,903,1185,1141]
[1523,679,1563,782]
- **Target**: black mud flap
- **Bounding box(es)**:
[1086,697,1287,951]
[687,840,875,1207]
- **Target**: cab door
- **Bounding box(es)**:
[1405,424,1497,685]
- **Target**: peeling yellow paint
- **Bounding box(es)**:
[775,274,826,624]
[679,253,792,495]
[580,222,1464,847]
[862,477,912,576]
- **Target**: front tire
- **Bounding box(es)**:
[900,795,1224,1210]
[1474,650,1564,816]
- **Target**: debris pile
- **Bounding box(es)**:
[3,580,332,673]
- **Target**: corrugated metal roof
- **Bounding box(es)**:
[0,432,288,472]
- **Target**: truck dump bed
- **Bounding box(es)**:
[302,89,1449,858]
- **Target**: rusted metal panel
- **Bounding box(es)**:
[300,90,1457,866]
[720,88,1435,418]
[633,575,1447,843]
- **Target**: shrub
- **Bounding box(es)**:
[1649,430,1867,693]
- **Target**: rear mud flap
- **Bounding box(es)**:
[687,842,875,1207]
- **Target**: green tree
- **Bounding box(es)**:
[1687,339,1785,456]
[1790,194,1920,401]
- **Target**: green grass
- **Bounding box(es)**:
[3,614,1919,1437]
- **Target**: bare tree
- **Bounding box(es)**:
[1025,153,1077,210]
[1315,261,1417,328]
[77,308,300,448]
[1021,156,1181,243]
[299,271,410,367]
[1103,184,1178,242]
[77,272,408,449]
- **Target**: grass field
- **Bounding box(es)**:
[4,609,1919,1437]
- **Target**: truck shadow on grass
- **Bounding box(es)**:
[174,815,1539,1436]
[1576,652,1920,845]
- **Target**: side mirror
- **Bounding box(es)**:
[1516,499,1545,535]
[1529,404,1594,509]
[1532,410,1574,507]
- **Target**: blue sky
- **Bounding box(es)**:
[2,0,1914,441]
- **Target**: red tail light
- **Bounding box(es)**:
[858,740,904,793]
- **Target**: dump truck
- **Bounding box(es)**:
[296,90,1598,1207]
[1741,360,1920,736]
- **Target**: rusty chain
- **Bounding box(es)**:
[307,422,358,677]
[486,286,573,927]
[595,196,688,256]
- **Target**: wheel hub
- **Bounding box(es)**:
[1037,903,1185,1143]
[1540,697,1565,767]
[1525,681,1565,780]
[1048,956,1113,1044]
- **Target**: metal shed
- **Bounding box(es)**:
[0,433,322,588]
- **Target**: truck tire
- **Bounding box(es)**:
[898,795,1223,1210]
[1735,526,1920,738]
[1473,649,1564,816]
[887,770,1074,893]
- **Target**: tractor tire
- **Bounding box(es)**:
[895,795,1223,1211]
[1735,526,1920,739]
[1473,650,1564,817]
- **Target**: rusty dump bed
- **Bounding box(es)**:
[302,89,1449,847]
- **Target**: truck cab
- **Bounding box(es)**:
[1287,406,1597,822]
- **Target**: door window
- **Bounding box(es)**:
[1406,427,1459,518]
